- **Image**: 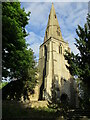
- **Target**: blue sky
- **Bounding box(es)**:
[21,2,88,62]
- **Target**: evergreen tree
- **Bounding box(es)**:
[65,13,90,86]
[64,13,90,108]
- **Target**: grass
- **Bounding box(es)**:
[2,100,58,120]
[2,100,90,120]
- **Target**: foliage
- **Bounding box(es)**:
[2,2,30,79]
[64,13,90,109]
[78,79,90,109]
[0,82,8,89]
[2,2,37,100]
[65,13,90,85]
[48,82,70,119]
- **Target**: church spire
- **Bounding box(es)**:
[44,3,63,42]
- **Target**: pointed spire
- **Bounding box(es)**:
[47,2,59,27]
[44,3,63,42]
[51,2,55,15]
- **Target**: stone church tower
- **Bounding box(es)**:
[38,3,77,106]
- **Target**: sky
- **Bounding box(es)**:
[21,2,88,62]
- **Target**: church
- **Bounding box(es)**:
[30,3,78,107]
[38,3,77,106]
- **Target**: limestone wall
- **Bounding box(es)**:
[39,36,72,101]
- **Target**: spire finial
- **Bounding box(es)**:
[52,2,54,7]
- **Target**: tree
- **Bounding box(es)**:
[48,82,70,119]
[2,2,37,100]
[2,2,29,79]
[64,13,90,108]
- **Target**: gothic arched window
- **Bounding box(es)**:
[59,44,62,54]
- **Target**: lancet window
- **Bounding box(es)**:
[59,43,62,54]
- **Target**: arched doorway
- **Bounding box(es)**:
[60,93,69,103]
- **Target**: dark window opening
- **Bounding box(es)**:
[49,14,50,19]
[59,46,60,54]
[46,31,47,39]
[59,44,62,54]
[61,46,62,54]
[61,93,68,103]
[64,79,66,82]
[56,87,60,91]
[44,45,47,61]
[55,14,56,18]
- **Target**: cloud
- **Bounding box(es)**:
[23,3,51,35]
[30,43,40,57]
[21,2,88,59]
[70,43,80,54]
[26,31,43,44]
[64,35,79,54]
[25,32,43,58]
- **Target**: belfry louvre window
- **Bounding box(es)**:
[57,31,60,36]
[59,44,62,54]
